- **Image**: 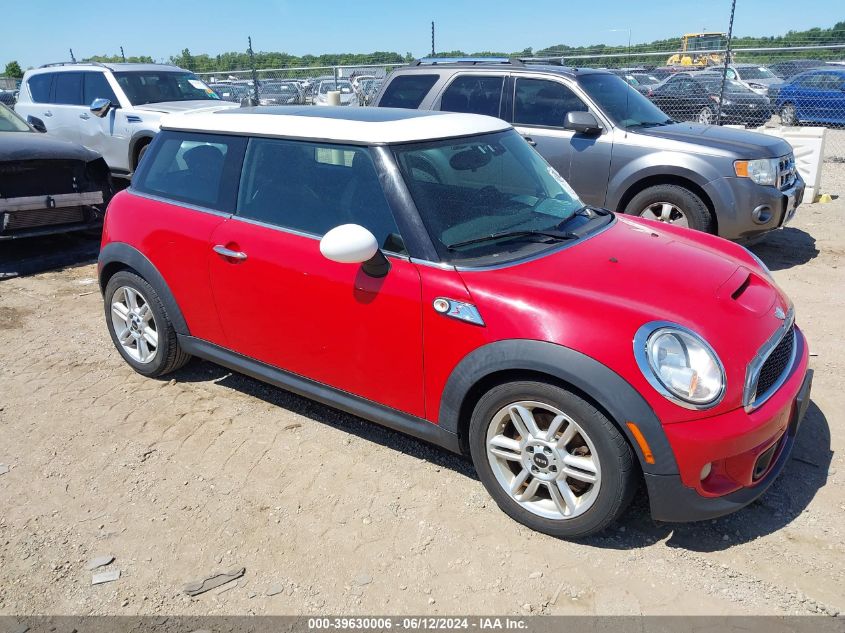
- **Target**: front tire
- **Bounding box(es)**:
[698,106,714,124]
[781,102,798,126]
[104,271,190,377]
[469,381,636,538]
[625,184,714,234]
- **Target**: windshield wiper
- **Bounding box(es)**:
[628,119,674,128]
[447,229,578,250]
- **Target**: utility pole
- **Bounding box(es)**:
[69,48,76,63]
[120,46,126,62]
[715,0,736,125]
[247,36,260,105]
[431,21,435,57]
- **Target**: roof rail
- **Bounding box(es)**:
[412,57,521,66]
[39,61,109,69]
[519,56,565,66]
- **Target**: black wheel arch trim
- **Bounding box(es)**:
[178,335,461,453]
[438,339,679,475]
[98,242,190,336]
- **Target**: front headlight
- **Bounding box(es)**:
[734,158,778,186]
[634,323,726,409]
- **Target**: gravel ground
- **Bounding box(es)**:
[0,159,844,617]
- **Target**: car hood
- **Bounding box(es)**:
[741,77,780,87]
[132,100,238,115]
[631,122,791,158]
[0,131,101,162]
[457,216,792,418]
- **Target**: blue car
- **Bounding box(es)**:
[775,68,845,126]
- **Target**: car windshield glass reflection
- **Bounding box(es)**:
[393,130,603,264]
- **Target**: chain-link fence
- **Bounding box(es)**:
[195,63,400,107]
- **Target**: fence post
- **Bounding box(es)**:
[716,0,737,125]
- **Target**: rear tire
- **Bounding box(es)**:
[468,381,636,539]
[104,271,191,378]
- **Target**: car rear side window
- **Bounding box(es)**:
[237,138,404,252]
[83,72,118,105]
[133,131,246,211]
[440,75,504,117]
[28,74,53,103]
[513,78,588,128]
[379,74,438,109]
[53,72,84,105]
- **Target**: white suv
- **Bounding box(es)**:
[14,62,236,178]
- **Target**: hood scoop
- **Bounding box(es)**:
[716,266,776,316]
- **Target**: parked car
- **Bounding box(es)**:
[714,63,781,96]
[99,106,811,538]
[0,103,112,239]
[607,69,651,95]
[314,79,354,105]
[372,60,802,240]
[775,68,845,126]
[258,81,303,105]
[650,72,772,127]
[767,59,827,80]
[630,72,663,92]
[14,61,237,179]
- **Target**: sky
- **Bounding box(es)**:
[1,0,843,69]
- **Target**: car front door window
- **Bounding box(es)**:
[513,78,588,128]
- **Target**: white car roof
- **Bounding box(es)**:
[159,106,511,144]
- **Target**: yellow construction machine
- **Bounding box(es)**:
[667,33,726,67]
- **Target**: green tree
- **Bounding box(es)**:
[4,61,23,78]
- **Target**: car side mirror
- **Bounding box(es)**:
[320,224,390,278]
[564,111,602,135]
[27,115,47,133]
[90,98,113,118]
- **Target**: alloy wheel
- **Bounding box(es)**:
[110,286,158,364]
[485,400,601,520]
[639,201,690,227]
[698,107,713,124]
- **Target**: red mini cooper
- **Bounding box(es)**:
[99,107,812,537]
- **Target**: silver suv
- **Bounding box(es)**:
[14,62,236,178]
[373,59,805,241]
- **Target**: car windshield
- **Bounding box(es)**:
[737,66,776,80]
[0,103,31,132]
[264,84,295,94]
[392,130,604,265]
[633,73,660,84]
[114,71,221,105]
[578,73,673,128]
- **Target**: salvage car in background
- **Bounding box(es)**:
[649,72,772,126]
[775,68,845,126]
[314,79,354,105]
[258,81,304,105]
[716,63,781,96]
[14,61,237,179]
[373,60,802,240]
[0,104,111,239]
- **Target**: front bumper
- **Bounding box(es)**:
[703,172,805,241]
[645,330,811,523]
[0,191,105,240]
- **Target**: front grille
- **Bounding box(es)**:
[3,206,86,231]
[755,324,795,400]
[777,154,797,191]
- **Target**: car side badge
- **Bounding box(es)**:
[433,298,485,326]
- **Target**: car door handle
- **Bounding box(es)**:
[213,244,248,260]
[79,113,90,120]
[43,111,53,117]
[521,135,537,146]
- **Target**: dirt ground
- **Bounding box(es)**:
[1,160,844,617]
